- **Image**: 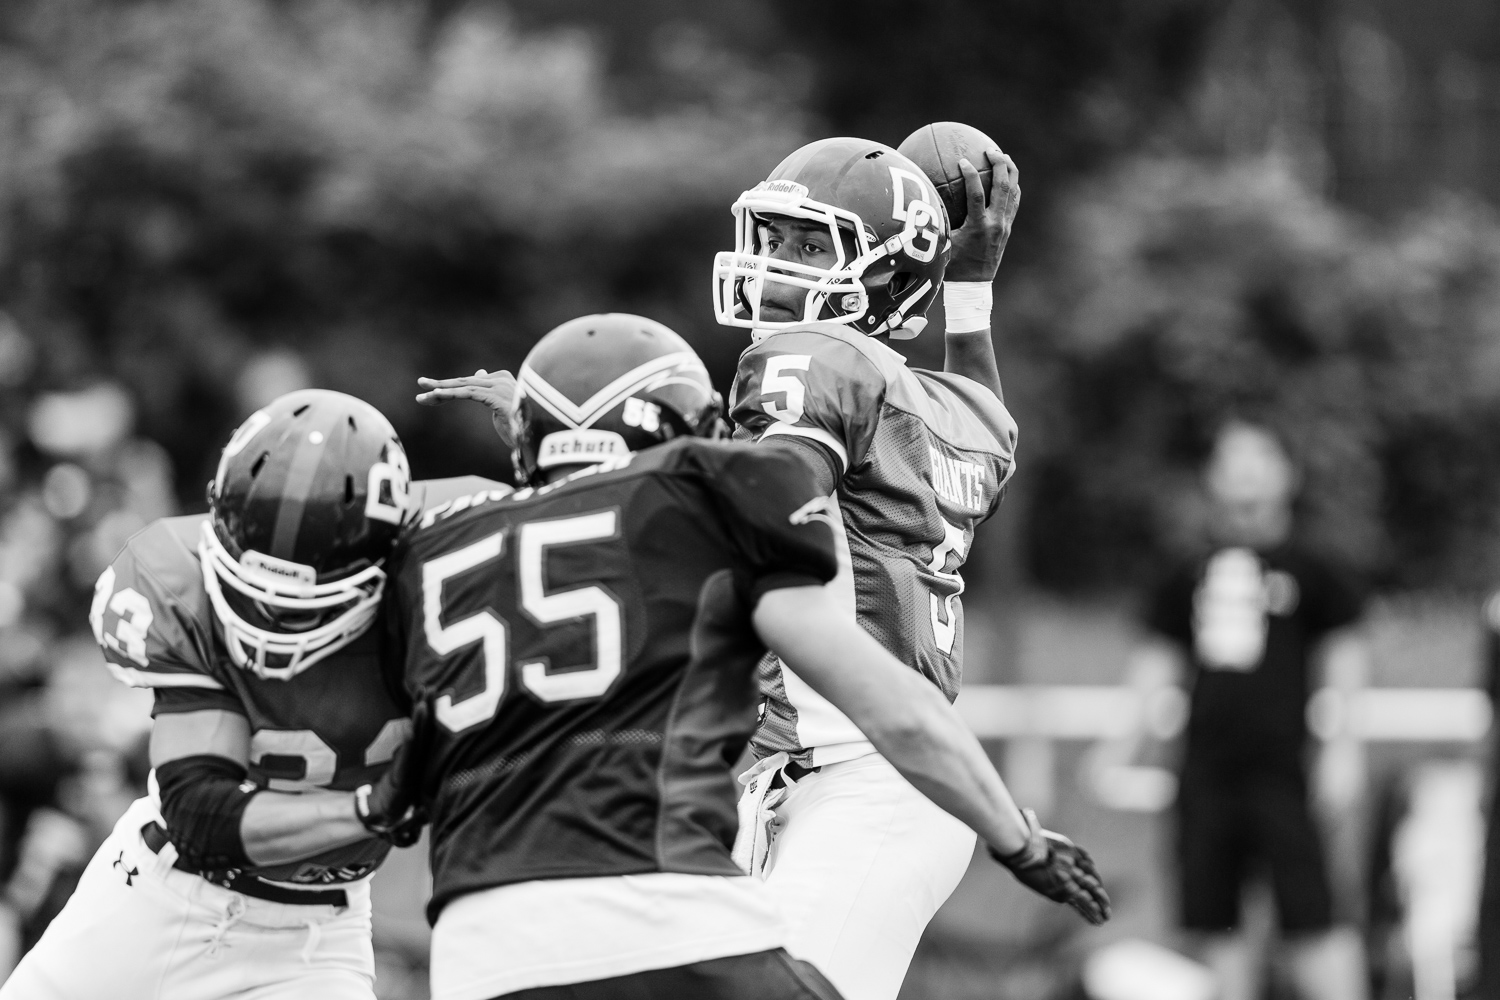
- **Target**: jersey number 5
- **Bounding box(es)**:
[760,355,811,424]
[424,511,624,733]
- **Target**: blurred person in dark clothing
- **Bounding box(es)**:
[1475,596,1500,998]
[1142,421,1370,1000]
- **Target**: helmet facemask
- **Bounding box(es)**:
[199,514,386,681]
[713,182,876,334]
[712,180,943,340]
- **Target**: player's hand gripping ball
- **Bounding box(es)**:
[897,121,1020,283]
[990,809,1112,925]
[356,698,436,848]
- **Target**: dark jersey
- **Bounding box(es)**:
[384,439,838,922]
[88,477,497,887]
[1146,544,1365,780]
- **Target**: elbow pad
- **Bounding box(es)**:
[155,755,258,870]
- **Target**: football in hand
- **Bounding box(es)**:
[897,122,1001,232]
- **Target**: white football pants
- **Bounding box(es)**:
[0,798,375,1000]
[735,753,976,1000]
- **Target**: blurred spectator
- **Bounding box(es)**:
[1139,421,1370,1000]
[1476,594,1500,999]
[0,347,171,969]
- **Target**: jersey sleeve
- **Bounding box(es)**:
[729,332,886,477]
[378,534,418,711]
[88,526,233,700]
[699,445,840,604]
[152,686,244,717]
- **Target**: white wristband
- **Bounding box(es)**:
[943,281,993,334]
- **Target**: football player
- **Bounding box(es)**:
[0,389,489,1000]
[381,313,1105,1000]
[708,135,1058,1000]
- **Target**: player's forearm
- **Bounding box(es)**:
[869,666,1029,855]
[943,329,1002,400]
[752,586,1029,855]
[941,281,1002,399]
[241,790,371,866]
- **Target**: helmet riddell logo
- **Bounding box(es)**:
[755,180,810,201]
[240,550,317,587]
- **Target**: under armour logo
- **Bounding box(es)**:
[112,851,139,886]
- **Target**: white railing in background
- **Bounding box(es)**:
[954,684,1491,815]
[955,684,1491,743]
[960,684,1492,1000]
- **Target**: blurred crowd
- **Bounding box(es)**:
[0,321,166,968]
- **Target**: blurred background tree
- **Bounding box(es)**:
[3,0,1500,602]
[0,0,807,497]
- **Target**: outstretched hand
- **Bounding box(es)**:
[990,809,1111,925]
[416,369,517,449]
[946,149,1021,284]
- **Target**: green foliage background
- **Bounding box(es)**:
[3,0,1500,594]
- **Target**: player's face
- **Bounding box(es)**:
[754,215,859,322]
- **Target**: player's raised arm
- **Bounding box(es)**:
[938,148,1019,401]
[752,584,1110,926]
[898,123,1020,401]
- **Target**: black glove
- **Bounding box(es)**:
[355,698,434,848]
[989,808,1111,926]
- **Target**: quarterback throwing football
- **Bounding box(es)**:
[711,135,1105,1000]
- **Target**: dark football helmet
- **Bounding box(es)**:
[200,389,411,679]
[511,313,722,487]
[712,136,950,340]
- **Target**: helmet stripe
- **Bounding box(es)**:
[518,352,708,430]
[268,407,344,563]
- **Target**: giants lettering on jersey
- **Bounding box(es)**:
[929,447,985,512]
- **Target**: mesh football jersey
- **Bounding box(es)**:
[730,322,1018,763]
[383,439,837,922]
[88,476,497,887]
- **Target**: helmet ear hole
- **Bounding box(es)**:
[890,271,918,299]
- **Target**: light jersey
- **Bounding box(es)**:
[731,322,1018,764]
[88,476,499,890]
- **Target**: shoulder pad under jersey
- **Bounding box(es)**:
[413,476,511,515]
[729,324,893,475]
[89,515,226,692]
[904,369,1019,493]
